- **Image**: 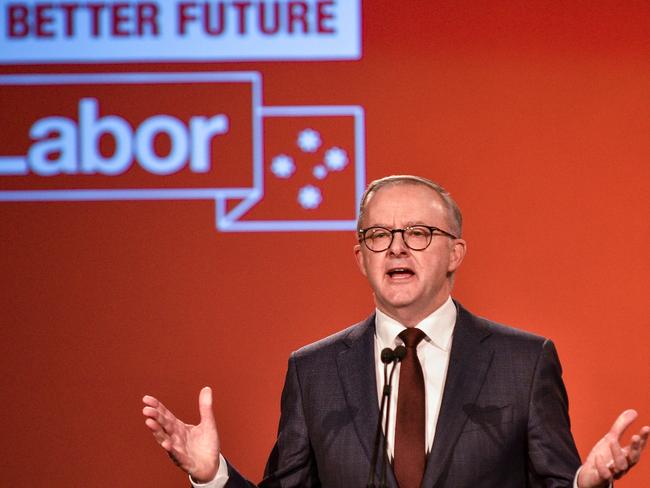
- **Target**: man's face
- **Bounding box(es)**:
[354,184,466,326]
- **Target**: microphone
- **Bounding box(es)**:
[393,345,406,362]
[379,346,404,487]
[380,347,396,364]
[367,346,404,488]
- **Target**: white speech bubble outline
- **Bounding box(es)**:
[0,72,365,232]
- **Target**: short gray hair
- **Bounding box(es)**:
[357,175,463,237]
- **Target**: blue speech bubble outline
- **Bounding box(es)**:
[0,72,365,232]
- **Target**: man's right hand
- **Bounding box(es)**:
[142,386,220,483]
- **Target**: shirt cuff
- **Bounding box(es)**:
[189,454,229,488]
[574,466,613,488]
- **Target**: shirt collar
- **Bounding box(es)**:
[375,296,456,351]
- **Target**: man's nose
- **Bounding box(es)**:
[388,230,409,254]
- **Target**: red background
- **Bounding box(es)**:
[1,1,648,486]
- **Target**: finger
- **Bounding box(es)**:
[627,427,650,464]
[145,418,171,446]
[198,386,216,429]
[626,435,640,462]
[144,418,171,445]
[608,409,638,439]
[144,417,166,435]
[142,406,168,428]
[142,405,159,419]
[595,452,613,481]
[161,432,177,450]
[142,395,176,422]
[162,432,192,467]
[143,404,180,435]
[142,395,160,407]
[640,425,650,446]
[609,435,629,472]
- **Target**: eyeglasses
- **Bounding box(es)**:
[358,225,458,252]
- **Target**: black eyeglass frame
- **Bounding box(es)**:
[357,225,458,252]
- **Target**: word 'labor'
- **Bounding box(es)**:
[27,98,228,176]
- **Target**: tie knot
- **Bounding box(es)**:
[399,328,426,348]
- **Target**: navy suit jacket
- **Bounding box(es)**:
[225,302,582,487]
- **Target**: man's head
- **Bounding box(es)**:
[357,175,463,237]
[354,175,466,327]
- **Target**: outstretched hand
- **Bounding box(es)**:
[142,386,221,483]
[578,409,649,488]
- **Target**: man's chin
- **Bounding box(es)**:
[376,297,418,316]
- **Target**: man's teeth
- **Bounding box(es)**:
[388,268,413,276]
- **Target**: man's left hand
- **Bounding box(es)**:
[578,409,649,487]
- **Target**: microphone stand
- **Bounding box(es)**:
[380,346,405,488]
[367,346,405,488]
[367,348,394,488]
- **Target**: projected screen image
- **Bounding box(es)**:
[1,2,649,486]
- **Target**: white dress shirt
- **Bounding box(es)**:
[374,296,456,458]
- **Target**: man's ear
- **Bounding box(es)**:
[354,244,368,278]
[447,238,467,274]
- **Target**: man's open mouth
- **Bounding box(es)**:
[386,267,415,278]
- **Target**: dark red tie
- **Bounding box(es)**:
[394,328,426,488]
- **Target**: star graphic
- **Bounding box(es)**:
[313,165,328,180]
[298,185,322,209]
[297,128,322,153]
[270,154,295,178]
[324,147,348,171]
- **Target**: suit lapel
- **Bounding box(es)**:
[336,315,398,486]
[422,302,494,487]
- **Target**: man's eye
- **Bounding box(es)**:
[408,228,427,237]
[370,230,390,239]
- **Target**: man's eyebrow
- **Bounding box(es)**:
[364,221,429,228]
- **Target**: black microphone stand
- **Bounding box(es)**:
[367,346,405,488]
[367,348,394,488]
[380,345,405,487]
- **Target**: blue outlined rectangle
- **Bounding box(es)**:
[0,1,361,64]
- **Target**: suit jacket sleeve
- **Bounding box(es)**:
[526,339,582,487]
[225,354,320,488]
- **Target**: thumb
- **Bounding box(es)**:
[609,409,638,439]
[198,386,216,428]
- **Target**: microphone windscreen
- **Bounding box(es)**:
[393,345,407,361]
[380,347,395,364]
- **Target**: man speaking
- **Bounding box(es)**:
[143,175,648,487]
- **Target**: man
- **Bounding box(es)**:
[143,175,648,487]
